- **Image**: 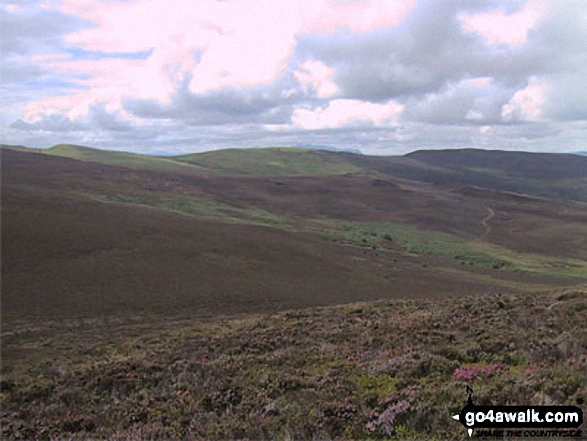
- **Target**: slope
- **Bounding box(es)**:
[175,147,364,176]
[404,148,587,201]
[5,147,583,323]
[44,144,202,171]
[2,287,585,438]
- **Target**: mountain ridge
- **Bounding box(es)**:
[3,143,587,201]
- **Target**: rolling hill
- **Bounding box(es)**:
[175,147,364,176]
[2,143,586,439]
[46,144,204,171]
[3,143,587,322]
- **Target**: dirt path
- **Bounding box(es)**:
[481,206,495,239]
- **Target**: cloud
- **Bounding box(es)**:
[404,76,513,124]
[0,3,85,104]
[2,0,587,155]
[11,115,88,132]
[537,1,587,121]
[124,78,299,126]
[295,1,480,101]
[501,76,547,121]
[0,56,46,85]
[300,0,577,108]
[11,104,132,132]
[37,0,415,100]
[292,99,404,130]
[458,0,549,46]
[0,5,82,56]
[22,55,179,121]
[300,0,416,34]
[294,60,339,98]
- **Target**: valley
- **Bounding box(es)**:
[1,144,586,439]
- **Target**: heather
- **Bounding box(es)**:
[2,288,585,439]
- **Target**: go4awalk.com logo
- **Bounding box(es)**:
[452,386,583,438]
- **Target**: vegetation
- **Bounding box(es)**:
[175,147,364,176]
[46,144,200,171]
[2,288,585,439]
[77,189,587,279]
[2,144,586,439]
[306,219,587,279]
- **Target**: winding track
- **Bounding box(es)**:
[481,206,495,239]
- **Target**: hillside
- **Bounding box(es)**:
[2,287,585,438]
[6,144,587,201]
[44,144,202,171]
[340,149,587,202]
[175,147,364,176]
[407,149,587,180]
[2,144,586,439]
[3,145,587,322]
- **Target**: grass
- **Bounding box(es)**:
[78,191,291,228]
[2,288,585,439]
[175,147,364,176]
[467,241,587,279]
[347,373,400,400]
[438,267,560,292]
[45,144,200,171]
[302,219,587,280]
[70,189,587,282]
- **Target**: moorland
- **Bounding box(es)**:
[1,144,586,439]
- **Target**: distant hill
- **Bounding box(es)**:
[406,148,587,180]
[3,144,587,323]
[45,144,200,170]
[3,144,587,201]
[297,144,363,155]
[174,147,364,176]
[402,148,587,201]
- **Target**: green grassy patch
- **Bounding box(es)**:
[78,188,587,281]
[304,219,587,279]
[346,373,399,399]
[175,147,364,176]
[46,144,199,170]
[78,191,291,228]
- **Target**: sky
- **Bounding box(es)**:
[1,0,587,155]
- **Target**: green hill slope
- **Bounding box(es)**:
[44,144,199,171]
[175,147,364,176]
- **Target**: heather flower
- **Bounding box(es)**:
[453,363,507,381]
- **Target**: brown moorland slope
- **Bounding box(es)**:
[2,286,585,439]
[2,145,586,440]
[2,146,587,322]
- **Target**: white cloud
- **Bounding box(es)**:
[21,0,414,123]
[458,0,549,46]
[300,0,416,34]
[405,77,510,124]
[5,4,21,13]
[294,60,339,98]
[3,0,587,154]
[292,99,404,130]
[501,76,548,121]
[23,56,168,122]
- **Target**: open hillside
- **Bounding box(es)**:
[2,286,585,439]
[6,144,587,201]
[2,144,586,439]
[175,147,364,176]
[3,145,587,323]
[341,149,587,202]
